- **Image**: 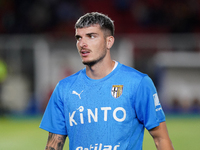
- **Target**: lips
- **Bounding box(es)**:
[80,49,90,57]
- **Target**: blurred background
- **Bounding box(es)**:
[0,0,200,149]
[0,0,200,115]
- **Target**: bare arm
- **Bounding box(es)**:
[149,122,174,150]
[45,132,67,150]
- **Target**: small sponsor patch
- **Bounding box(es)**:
[153,93,161,107]
[153,93,162,111]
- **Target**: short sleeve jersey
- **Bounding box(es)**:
[40,62,165,150]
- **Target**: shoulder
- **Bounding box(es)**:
[116,63,157,93]
[57,69,85,89]
[118,63,148,80]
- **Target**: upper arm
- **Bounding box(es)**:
[149,122,169,139]
[45,132,67,150]
[135,76,165,130]
[40,82,68,135]
[149,122,174,150]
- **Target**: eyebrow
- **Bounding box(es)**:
[75,32,98,39]
[84,32,98,37]
[86,32,98,36]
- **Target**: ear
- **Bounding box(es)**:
[106,36,115,49]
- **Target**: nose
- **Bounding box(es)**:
[78,38,87,48]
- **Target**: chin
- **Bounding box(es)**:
[82,54,105,66]
[82,60,97,66]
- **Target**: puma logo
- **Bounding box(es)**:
[72,90,83,99]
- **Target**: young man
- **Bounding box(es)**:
[40,12,174,150]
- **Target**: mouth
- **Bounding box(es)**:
[80,49,90,57]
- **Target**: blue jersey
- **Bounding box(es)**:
[40,62,165,150]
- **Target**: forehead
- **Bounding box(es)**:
[75,24,102,35]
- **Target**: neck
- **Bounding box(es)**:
[86,59,115,79]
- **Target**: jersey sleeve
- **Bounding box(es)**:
[40,82,68,135]
[134,75,165,130]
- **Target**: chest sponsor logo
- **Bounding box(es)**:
[111,85,123,98]
[69,106,126,126]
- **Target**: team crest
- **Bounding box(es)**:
[111,85,123,98]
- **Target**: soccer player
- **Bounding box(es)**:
[40,12,174,150]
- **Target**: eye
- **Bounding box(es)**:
[75,35,81,41]
[90,35,95,39]
[88,33,97,39]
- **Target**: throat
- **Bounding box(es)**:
[86,60,117,79]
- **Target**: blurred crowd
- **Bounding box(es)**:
[0,0,83,35]
[0,0,200,115]
[0,0,200,35]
